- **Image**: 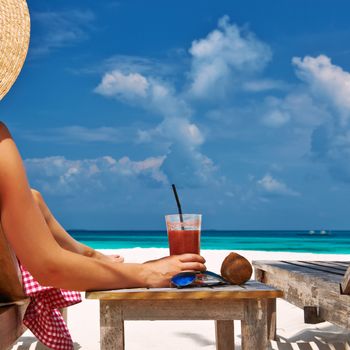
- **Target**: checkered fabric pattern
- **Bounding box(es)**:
[20,264,82,350]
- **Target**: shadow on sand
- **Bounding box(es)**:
[174,324,350,350]
[271,324,350,350]
[11,337,81,350]
[174,331,215,347]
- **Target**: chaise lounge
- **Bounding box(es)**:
[0,226,29,350]
[253,260,350,328]
[0,226,70,350]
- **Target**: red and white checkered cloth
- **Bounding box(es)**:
[20,264,82,350]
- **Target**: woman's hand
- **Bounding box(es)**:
[142,254,206,288]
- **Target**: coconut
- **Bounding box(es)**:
[220,252,252,285]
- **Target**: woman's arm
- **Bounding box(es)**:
[30,189,124,262]
[0,122,205,291]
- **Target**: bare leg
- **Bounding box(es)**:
[30,189,124,262]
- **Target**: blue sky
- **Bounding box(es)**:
[2,0,350,230]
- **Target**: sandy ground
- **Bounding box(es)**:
[11,248,350,350]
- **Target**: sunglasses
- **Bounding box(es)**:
[171,271,229,288]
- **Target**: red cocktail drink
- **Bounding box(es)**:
[168,229,200,255]
[165,214,202,255]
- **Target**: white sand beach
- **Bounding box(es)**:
[12,249,350,350]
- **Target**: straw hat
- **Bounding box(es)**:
[0,0,30,100]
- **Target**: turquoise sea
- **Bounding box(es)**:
[69,230,350,254]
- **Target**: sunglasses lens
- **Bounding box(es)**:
[196,271,228,286]
[171,272,196,287]
[171,271,229,288]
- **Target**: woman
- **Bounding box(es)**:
[0,1,205,292]
[0,125,206,291]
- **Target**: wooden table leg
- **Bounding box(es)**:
[215,320,234,350]
[267,299,276,340]
[100,301,125,350]
[241,299,268,350]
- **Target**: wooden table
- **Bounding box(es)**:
[86,280,282,350]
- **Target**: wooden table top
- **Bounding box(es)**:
[86,280,283,301]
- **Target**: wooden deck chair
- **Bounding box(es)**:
[253,261,350,328]
[0,225,29,350]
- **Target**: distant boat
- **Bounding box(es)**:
[297,230,332,236]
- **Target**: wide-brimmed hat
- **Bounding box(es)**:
[0,0,30,100]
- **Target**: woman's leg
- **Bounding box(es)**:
[30,189,124,262]
[0,122,205,290]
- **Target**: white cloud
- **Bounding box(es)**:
[95,71,149,99]
[93,15,278,188]
[162,142,218,187]
[261,92,330,128]
[263,108,290,127]
[293,55,350,126]
[102,55,178,76]
[95,70,191,119]
[21,126,130,143]
[71,54,180,78]
[242,79,288,92]
[138,117,204,147]
[290,55,350,182]
[30,10,95,56]
[283,93,330,126]
[94,57,217,187]
[25,155,167,195]
[188,15,272,99]
[257,174,300,197]
[137,117,217,187]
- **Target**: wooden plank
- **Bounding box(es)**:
[242,280,284,291]
[215,320,234,350]
[313,261,350,269]
[302,261,348,273]
[0,304,28,350]
[281,261,344,277]
[254,261,342,299]
[341,266,350,294]
[113,299,245,320]
[289,261,347,275]
[253,261,343,284]
[86,283,282,301]
[241,299,267,350]
[253,261,350,329]
[267,299,277,340]
[100,301,124,350]
[332,263,350,273]
[333,261,350,267]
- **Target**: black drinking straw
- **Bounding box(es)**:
[171,184,184,228]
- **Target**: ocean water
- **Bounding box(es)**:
[68,230,350,254]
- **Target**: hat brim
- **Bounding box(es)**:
[0,0,30,100]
